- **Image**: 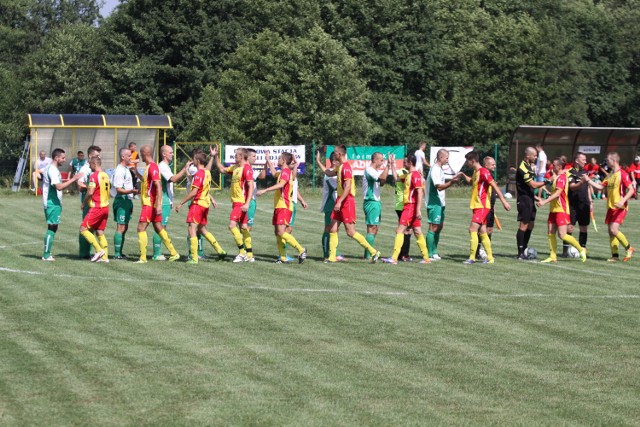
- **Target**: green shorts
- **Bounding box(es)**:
[44,205,62,225]
[363,200,381,225]
[427,204,445,225]
[161,204,172,226]
[247,199,257,227]
[113,198,133,225]
[289,203,298,227]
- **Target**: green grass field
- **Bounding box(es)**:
[1,187,640,425]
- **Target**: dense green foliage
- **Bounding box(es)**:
[2,0,640,174]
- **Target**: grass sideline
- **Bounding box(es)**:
[1,188,640,425]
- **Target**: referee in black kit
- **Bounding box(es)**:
[564,152,592,256]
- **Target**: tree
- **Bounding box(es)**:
[183,27,375,146]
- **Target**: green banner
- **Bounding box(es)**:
[326,145,405,161]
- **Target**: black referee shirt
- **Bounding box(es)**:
[516,160,535,198]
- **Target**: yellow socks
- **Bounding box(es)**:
[158,229,177,256]
[548,234,557,259]
[391,233,404,261]
[352,232,376,254]
[190,237,199,261]
[282,232,303,253]
[241,228,253,258]
[469,232,478,260]
[561,234,582,252]
[98,235,108,260]
[328,232,338,261]
[81,230,102,253]
[610,236,620,257]
[230,227,246,255]
[616,232,630,249]
[479,233,492,260]
[138,231,148,260]
[204,232,224,254]
[415,234,429,260]
[276,235,287,260]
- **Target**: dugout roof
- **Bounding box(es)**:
[27,114,173,179]
[509,125,640,170]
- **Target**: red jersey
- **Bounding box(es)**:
[550,172,570,214]
[628,164,640,180]
[141,162,160,207]
[191,169,212,208]
[402,170,423,205]
[274,167,293,210]
[584,163,600,177]
[603,169,633,210]
[88,170,110,208]
[337,162,356,198]
[227,163,254,203]
[470,167,494,209]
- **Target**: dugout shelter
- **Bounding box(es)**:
[508,125,640,193]
[27,114,172,188]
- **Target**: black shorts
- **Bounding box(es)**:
[486,208,495,228]
[570,203,590,227]
[516,196,536,222]
[396,209,403,219]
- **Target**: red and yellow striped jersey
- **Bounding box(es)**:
[274,167,293,210]
[227,163,254,204]
[337,162,356,198]
[550,172,570,214]
[141,162,160,207]
[403,170,423,205]
[88,171,110,208]
[191,169,211,209]
[469,167,494,209]
[603,169,633,210]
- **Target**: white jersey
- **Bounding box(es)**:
[425,163,446,207]
[79,162,92,189]
[42,164,62,208]
[35,157,52,173]
[536,150,547,176]
[320,175,338,212]
[362,165,382,201]
[415,149,426,172]
[186,164,198,191]
[291,178,299,204]
[252,169,260,200]
[111,164,134,199]
[158,161,174,204]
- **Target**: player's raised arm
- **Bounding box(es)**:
[169,161,192,183]
[211,145,229,174]
[264,150,278,177]
[378,157,390,186]
[316,150,336,176]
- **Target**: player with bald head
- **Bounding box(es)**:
[151,144,191,260]
[136,144,180,263]
[515,146,546,260]
[425,148,461,260]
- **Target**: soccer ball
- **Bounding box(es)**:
[504,192,513,199]
[524,247,537,260]
[478,247,488,260]
[568,246,580,258]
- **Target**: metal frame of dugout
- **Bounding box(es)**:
[507,125,640,196]
[27,114,173,189]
